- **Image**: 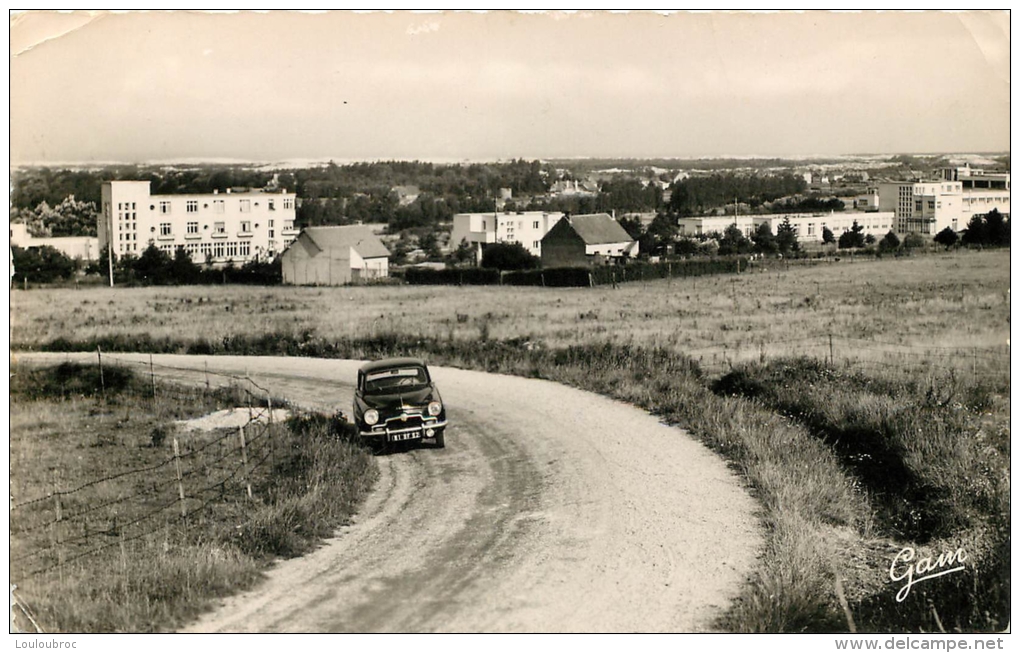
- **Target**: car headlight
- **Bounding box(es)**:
[364,409,379,426]
[428,401,442,417]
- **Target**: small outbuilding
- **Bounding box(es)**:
[280,225,390,285]
[540,213,639,267]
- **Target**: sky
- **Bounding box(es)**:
[8,10,1012,164]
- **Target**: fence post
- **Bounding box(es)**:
[267,392,276,468]
[239,426,252,500]
[97,346,106,405]
[172,436,186,518]
[204,360,210,390]
[52,472,63,583]
[149,354,157,406]
[829,333,835,367]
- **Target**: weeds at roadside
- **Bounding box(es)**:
[10,364,377,633]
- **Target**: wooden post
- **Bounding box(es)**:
[204,360,210,389]
[829,333,835,367]
[267,392,276,467]
[239,426,252,500]
[52,472,63,583]
[172,436,186,518]
[119,530,128,597]
[149,353,157,405]
[97,346,106,404]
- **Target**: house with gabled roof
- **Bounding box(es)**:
[540,213,639,268]
[280,225,390,285]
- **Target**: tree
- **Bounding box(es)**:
[837,221,866,249]
[481,242,538,271]
[617,214,645,240]
[133,244,174,285]
[642,213,678,256]
[879,231,900,252]
[11,245,75,284]
[821,226,836,245]
[170,247,201,284]
[961,214,987,246]
[865,234,876,245]
[984,209,1009,246]
[934,226,959,249]
[449,239,476,266]
[751,222,777,255]
[717,223,752,256]
[776,217,799,255]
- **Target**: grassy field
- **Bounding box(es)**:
[10,363,377,633]
[10,249,1010,633]
[11,250,1010,364]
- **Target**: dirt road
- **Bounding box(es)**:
[15,353,761,632]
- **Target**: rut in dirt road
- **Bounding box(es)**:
[17,353,762,633]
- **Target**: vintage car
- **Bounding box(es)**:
[353,357,447,450]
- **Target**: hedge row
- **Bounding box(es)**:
[405,257,750,287]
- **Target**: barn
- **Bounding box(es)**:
[540,213,639,268]
[280,225,390,285]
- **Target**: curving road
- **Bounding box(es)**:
[14,353,761,633]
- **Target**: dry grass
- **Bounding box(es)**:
[10,364,377,633]
[10,250,1010,633]
[11,251,1010,363]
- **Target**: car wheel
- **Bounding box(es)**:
[432,429,445,449]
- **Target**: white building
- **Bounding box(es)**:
[676,211,897,244]
[10,223,99,261]
[450,210,565,262]
[877,170,1009,235]
[98,180,298,265]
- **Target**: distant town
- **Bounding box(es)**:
[9,152,1010,286]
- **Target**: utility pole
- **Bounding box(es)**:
[106,204,115,288]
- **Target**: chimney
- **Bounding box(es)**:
[213,189,218,195]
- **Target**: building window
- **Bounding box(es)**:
[160,223,172,236]
[187,221,199,234]
[240,221,251,233]
[227,243,238,257]
[807,223,815,235]
[186,200,198,213]
[533,241,540,249]
[268,199,275,211]
[268,220,274,228]
[283,198,294,210]
[269,229,275,239]
[240,199,251,213]
[214,244,224,258]
[283,220,294,230]
[240,242,250,256]
[533,221,540,229]
[214,221,226,234]
[160,201,171,214]
[214,199,225,213]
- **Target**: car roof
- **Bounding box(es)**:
[359,357,428,373]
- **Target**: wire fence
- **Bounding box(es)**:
[9,351,289,595]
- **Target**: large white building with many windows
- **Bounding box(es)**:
[676,211,897,243]
[98,180,298,265]
[877,167,1010,236]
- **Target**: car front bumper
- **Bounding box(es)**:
[359,419,448,441]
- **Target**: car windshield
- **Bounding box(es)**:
[363,366,429,395]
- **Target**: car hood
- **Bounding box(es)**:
[360,386,436,410]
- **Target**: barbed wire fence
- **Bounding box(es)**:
[9,352,293,630]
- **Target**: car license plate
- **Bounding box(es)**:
[390,431,420,442]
